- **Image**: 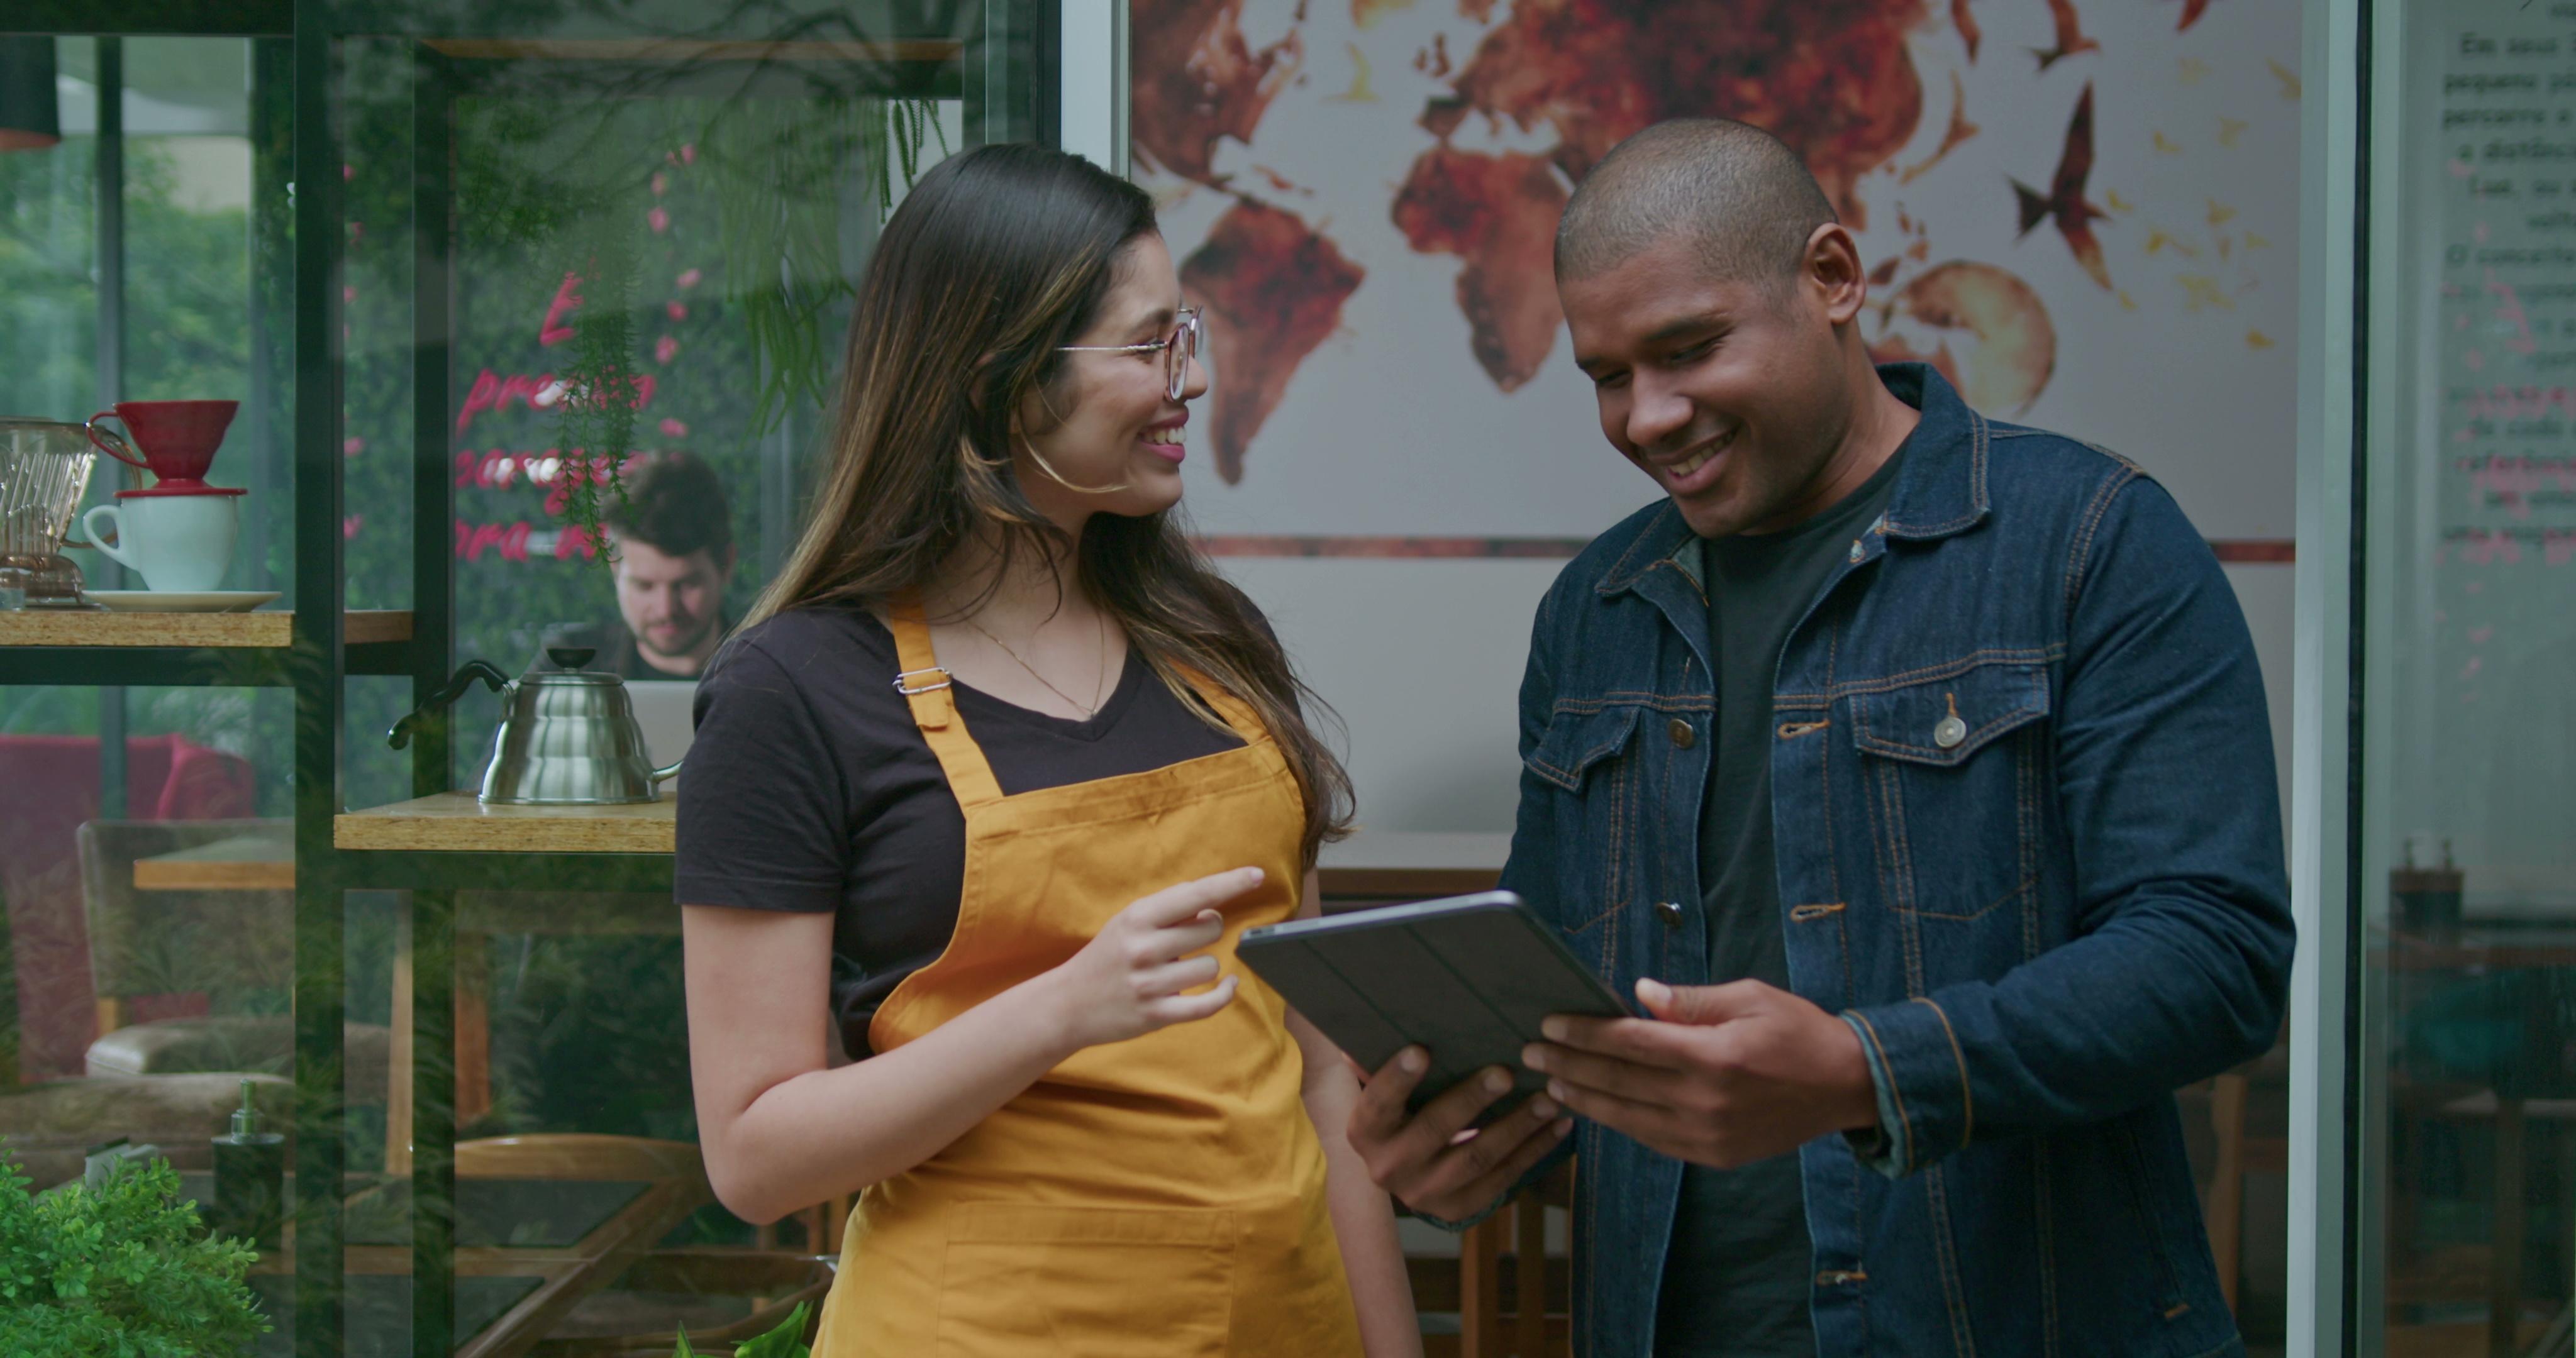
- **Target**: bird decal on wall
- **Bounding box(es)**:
[2011,83,2113,290]
[2033,0,2101,70]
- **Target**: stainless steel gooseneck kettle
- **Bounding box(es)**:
[389,648,682,805]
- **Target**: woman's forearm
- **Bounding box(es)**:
[708,972,1080,1223]
[1305,1063,1425,1358]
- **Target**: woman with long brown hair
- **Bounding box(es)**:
[675,143,1419,1355]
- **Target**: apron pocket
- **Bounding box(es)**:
[935,1205,1239,1357]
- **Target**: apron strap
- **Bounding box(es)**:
[1174,665,1271,748]
[887,595,1008,812]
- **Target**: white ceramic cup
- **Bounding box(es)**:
[83,493,239,593]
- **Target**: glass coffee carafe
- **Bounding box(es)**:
[0,418,103,609]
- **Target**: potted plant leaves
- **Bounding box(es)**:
[672,1299,816,1358]
[0,1145,269,1357]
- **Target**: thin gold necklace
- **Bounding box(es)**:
[965,609,1111,718]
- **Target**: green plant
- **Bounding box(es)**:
[550,213,645,561]
[0,1146,269,1358]
[700,97,948,435]
[671,1300,814,1358]
[450,91,945,566]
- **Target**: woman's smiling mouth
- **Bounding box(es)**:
[1142,421,1189,463]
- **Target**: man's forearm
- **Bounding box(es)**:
[1842,881,2289,1175]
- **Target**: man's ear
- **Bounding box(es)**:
[717,543,738,580]
[1803,223,1868,328]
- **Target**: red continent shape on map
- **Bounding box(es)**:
[1442,0,1929,224]
[1131,0,1304,185]
[1392,146,1569,391]
[1397,0,1932,394]
[1180,200,1367,483]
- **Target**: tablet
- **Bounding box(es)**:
[1236,891,1633,1117]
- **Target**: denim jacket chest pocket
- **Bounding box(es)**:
[1523,704,1646,948]
[1845,661,2053,932]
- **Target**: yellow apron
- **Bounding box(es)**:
[808,600,1363,1357]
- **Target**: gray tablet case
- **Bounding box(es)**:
[1236,891,1633,1115]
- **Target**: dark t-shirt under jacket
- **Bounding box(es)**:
[1658,446,1906,1358]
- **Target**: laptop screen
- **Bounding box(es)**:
[623,681,697,770]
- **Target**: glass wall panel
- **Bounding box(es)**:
[2360,0,2576,1351]
[312,1,1035,1351]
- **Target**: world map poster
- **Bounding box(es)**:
[1133,0,2304,551]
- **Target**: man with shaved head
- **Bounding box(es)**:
[1348,119,2291,1357]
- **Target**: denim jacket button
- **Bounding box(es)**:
[1653,900,1685,928]
[1667,717,1695,748]
[1935,715,1968,749]
[1848,539,1864,563]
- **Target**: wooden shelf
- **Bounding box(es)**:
[0,609,411,648]
[336,791,675,854]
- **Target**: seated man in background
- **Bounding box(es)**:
[597,454,736,680]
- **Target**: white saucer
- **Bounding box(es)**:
[85,590,283,614]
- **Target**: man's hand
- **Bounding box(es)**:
[1345,1048,1574,1223]
[1521,978,1879,1168]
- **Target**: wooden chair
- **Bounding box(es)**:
[1456,1161,1574,1358]
[2191,1027,2291,1318]
[529,1250,831,1358]
[532,1184,847,1358]
[338,1134,714,1358]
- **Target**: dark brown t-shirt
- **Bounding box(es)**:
[674,606,1247,1055]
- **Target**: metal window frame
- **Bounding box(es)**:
[2289,0,2367,1353]
[1058,0,1122,172]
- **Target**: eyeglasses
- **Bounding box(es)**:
[1056,307,1201,401]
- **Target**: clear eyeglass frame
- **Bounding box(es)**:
[1055,307,1202,401]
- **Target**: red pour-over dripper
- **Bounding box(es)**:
[85,400,240,490]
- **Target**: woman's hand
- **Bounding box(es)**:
[1040,867,1260,1049]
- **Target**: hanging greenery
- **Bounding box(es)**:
[537,97,946,566]
[547,216,643,560]
[700,98,949,436]
[455,88,946,567]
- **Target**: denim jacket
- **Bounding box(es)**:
[1492,365,2294,1358]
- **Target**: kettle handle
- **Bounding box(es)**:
[388,660,511,749]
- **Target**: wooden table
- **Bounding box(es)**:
[130,829,294,891]
[335,792,676,854]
